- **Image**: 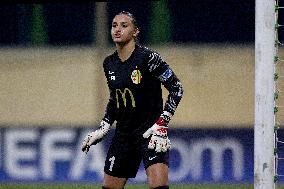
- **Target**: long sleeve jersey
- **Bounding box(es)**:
[102,45,183,138]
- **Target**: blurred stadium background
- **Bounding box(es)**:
[0,0,284,188]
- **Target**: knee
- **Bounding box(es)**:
[152,186,169,189]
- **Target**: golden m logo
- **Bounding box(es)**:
[115,88,136,108]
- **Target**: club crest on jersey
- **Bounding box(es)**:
[131,69,142,84]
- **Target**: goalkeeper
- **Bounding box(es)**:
[82,11,183,189]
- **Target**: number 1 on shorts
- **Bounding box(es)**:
[109,156,115,171]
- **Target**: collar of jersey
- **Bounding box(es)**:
[115,44,138,64]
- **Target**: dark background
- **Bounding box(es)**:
[0,0,278,46]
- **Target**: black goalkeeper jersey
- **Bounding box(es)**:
[102,45,183,139]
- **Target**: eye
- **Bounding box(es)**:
[122,24,128,28]
[112,23,117,28]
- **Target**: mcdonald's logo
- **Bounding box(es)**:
[115,88,136,108]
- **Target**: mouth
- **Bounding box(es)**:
[114,33,121,38]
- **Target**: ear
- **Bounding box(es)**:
[133,28,140,38]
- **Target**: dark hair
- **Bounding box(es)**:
[117,11,139,29]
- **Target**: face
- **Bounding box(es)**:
[111,14,139,44]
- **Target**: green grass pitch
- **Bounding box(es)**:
[0,184,256,189]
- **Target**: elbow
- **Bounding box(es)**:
[178,81,184,98]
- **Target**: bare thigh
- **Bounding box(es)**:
[146,163,169,189]
[103,173,128,189]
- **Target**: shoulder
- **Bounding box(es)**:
[136,45,158,57]
[137,45,166,65]
[103,51,117,67]
[141,45,163,58]
[135,45,165,64]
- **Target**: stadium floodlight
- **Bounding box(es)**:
[254,0,276,189]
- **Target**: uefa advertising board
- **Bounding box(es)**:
[0,127,265,183]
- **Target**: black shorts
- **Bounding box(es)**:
[104,136,169,178]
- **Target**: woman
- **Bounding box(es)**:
[82,11,183,189]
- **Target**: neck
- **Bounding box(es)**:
[116,40,136,62]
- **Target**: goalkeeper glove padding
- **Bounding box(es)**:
[143,111,172,153]
[81,119,110,154]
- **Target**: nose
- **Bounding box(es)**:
[113,26,121,33]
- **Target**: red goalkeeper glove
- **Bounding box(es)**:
[143,111,172,152]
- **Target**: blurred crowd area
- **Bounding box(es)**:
[0,0,257,46]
